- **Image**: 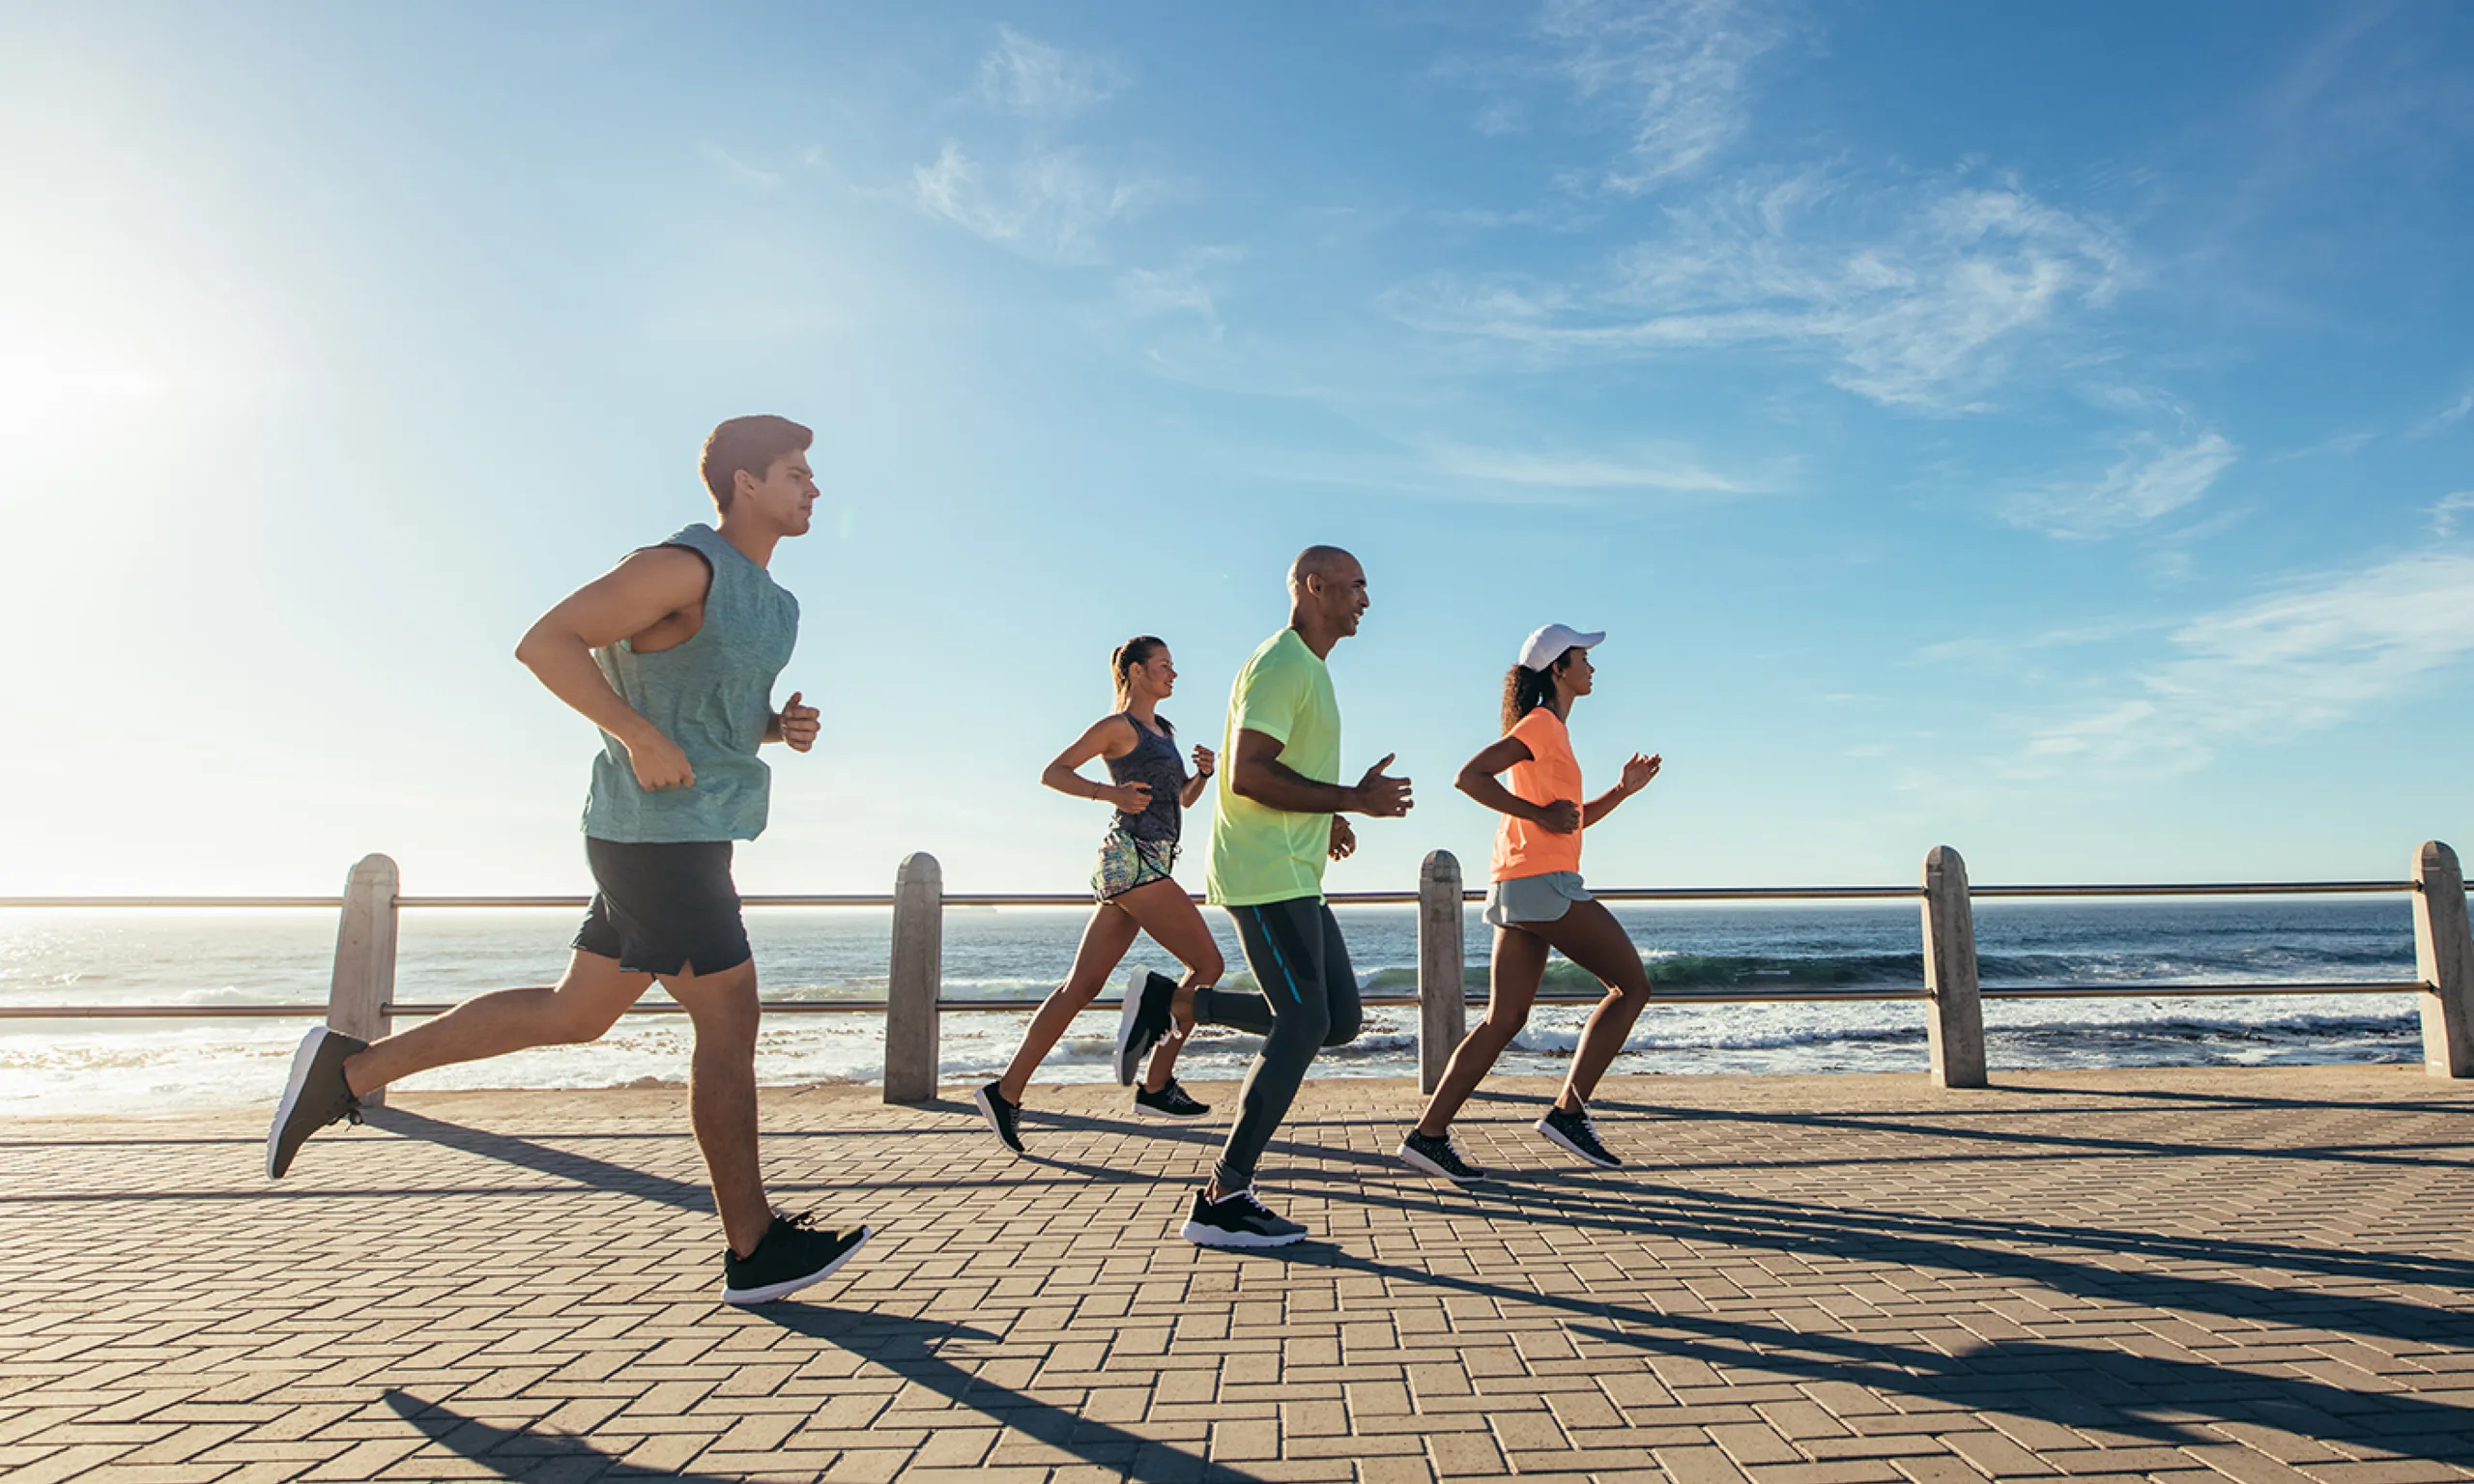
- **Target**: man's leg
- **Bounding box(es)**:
[664,958,772,1259]
[344,950,651,1097]
[1313,903,1361,1048]
[1208,899,1333,1198]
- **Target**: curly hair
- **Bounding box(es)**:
[1501,648,1576,732]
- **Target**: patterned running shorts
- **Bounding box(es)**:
[1093,827,1180,902]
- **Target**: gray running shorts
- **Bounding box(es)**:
[1482,870,1593,928]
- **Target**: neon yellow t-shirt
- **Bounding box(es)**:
[1206,629,1342,906]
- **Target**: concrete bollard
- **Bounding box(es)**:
[1417,850,1467,1095]
[327,853,399,1109]
[884,852,943,1104]
[2410,841,2473,1079]
[1921,845,1986,1089]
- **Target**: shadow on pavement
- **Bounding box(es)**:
[1246,1244,2474,1465]
[368,1108,712,1213]
[754,1308,1267,1482]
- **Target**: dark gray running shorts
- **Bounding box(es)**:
[572,838,752,978]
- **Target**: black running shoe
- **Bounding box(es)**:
[972,1080,1025,1156]
[1180,1186,1307,1248]
[1133,1078,1211,1121]
[1398,1128,1483,1184]
[1536,1103,1621,1169]
[267,1025,367,1178]
[722,1212,872,1305]
[1113,970,1177,1086]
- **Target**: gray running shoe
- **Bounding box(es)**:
[267,1025,366,1178]
[1535,1103,1621,1169]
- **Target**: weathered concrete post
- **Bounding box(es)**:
[1418,849,1466,1095]
[884,852,943,1104]
[1920,845,1986,1089]
[327,853,399,1109]
[2410,841,2473,1079]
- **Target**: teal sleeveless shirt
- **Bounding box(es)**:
[581,525,800,843]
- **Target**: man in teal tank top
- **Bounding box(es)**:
[267,415,872,1305]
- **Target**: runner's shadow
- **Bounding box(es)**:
[383,1311,1269,1482]
[366,1109,711,1213]
[384,1388,737,1481]
[1320,1168,2473,1340]
[1577,1096,2470,1174]
[754,1308,1268,1482]
[1243,1246,2474,1463]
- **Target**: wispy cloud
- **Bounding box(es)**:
[1534,0,1800,191]
[2002,431,2238,539]
[2409,385,2474,439]
[1391,172,2129,410]
[2264,429,2374,465]
[915,31,1153,264]
[1913,616,2172,669]
[1117,248,1241,324]
[2014,549,2474,774]
[978,26,1119,118]
[912,144,1157,265]
[2430,492,2474,536]
[701,143,782,189]
[1423,441,1751,493]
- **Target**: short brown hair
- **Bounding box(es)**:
[700,415,813,511]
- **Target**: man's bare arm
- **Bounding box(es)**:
[1228,729,1413,817]
[513,547,711,790]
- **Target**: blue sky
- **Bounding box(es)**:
[3,1,2470,895]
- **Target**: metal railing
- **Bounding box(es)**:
[4,842,2469,1100]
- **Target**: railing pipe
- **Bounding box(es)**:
[1417,850,1466,1095]
[2411,841,2473,1079]
[326,854,399,1108]
[883,852,943,1103]
[1921,845,1986,1089]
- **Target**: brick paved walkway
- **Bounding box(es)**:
[2,1067,2470,1483]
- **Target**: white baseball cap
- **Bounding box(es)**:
[1517,623,1605,671]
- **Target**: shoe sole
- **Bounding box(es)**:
[1397,1141,1482,1184]
[1180,1219,1305,1248]
[268,1026,336,1179]
[971,1086,1025,1156]
[1133,1101,1212,1122]
[1533,1117,1622,1169]
[721,1227,873,1305]
[1112,972,1157,1087]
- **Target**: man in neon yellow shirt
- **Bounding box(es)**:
[1119,545,1413,1248]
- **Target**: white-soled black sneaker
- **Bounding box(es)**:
[722,1213,871,1305]
[973,1081,1025,1156]
[1398,1127,1483,1184]
[267,1025,367,1178]
[1536,1103,1621,1169]
[1113,970,1177,1086]
[1180,1186,1307,1248]
[1133,1078,1211,1121]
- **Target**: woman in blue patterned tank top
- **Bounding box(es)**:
[972,638,1226,1155]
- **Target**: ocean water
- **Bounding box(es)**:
[0,899,2427,1116]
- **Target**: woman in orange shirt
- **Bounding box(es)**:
[1399,624,1661,1182]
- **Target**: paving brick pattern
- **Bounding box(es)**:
[2,1067,2470,1482]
